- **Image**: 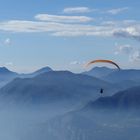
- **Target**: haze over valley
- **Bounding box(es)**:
[0,66,139,140]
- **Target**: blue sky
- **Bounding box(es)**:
[0,0,140,73]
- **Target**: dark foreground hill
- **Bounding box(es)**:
[28,86,140,140]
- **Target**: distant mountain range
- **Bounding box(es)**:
[0,66,53,88]
[83,66,140,82]
[0,70,113,106]
[83,66,117,78]
[83,67,140,89]
[0,66,140,106]
[0,66,140,140]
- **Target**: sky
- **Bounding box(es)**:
[0,0,140,73]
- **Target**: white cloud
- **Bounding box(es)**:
[115,44,140,62]
[70,61,81,65]
[0,62,14,67]
[4,38,11,45]
[63,7,128,15]
[107,7,129,15]
[115,44,133,55]
[129,50,140,62]
[113,26,140,41]
[0,20,113,35]
[63,7,92,14]
[70,61,85,65]
[0,20,67,32]
[5,62,13,66]
[0,19,140,41]
[102,20,138,27]
[35,14,93,23]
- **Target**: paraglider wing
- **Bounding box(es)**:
[86,59,121,70]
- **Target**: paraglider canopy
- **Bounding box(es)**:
[86,59,121,70]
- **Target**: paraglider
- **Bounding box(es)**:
[86,59,120,96]
[100,88,104,96]
[100,88,104,94]
[86,59,121,70]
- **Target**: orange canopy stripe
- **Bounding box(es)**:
[86,59,121,70]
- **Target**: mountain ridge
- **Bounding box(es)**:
[85,86,140,110]
[0,70,114,106]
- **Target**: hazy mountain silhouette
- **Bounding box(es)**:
[0,71,113,106]
[83,66,117,78]
[0,67,140,140]
[0,67,15,74]
[32,86,140,140]
[20,66,53,78]
[86,86,140,110]
[113,80,140,91]
[102,69,140,83]
[32,66,52,75]
[83,67,140,90]
[0,66,53,88]
[0,67,18,88]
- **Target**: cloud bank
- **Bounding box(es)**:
[0,19,140,41]
[0,6,139,42]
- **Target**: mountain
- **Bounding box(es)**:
[32,66,52,75]
[113,80,140,91]
[86,86,140,110]
[0,67,17,76]
[102,69,140,83]
[0,67,18,88]
[0,67,13,74]
[0,71,114,106]
[0,68,140,140]
[20,66,53,78]
[29,86,140,140]
[83,67,140,89]
[83,66,116,78]
[0,66,53,88]
[82,67,140,90]
[0,67,139,140]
